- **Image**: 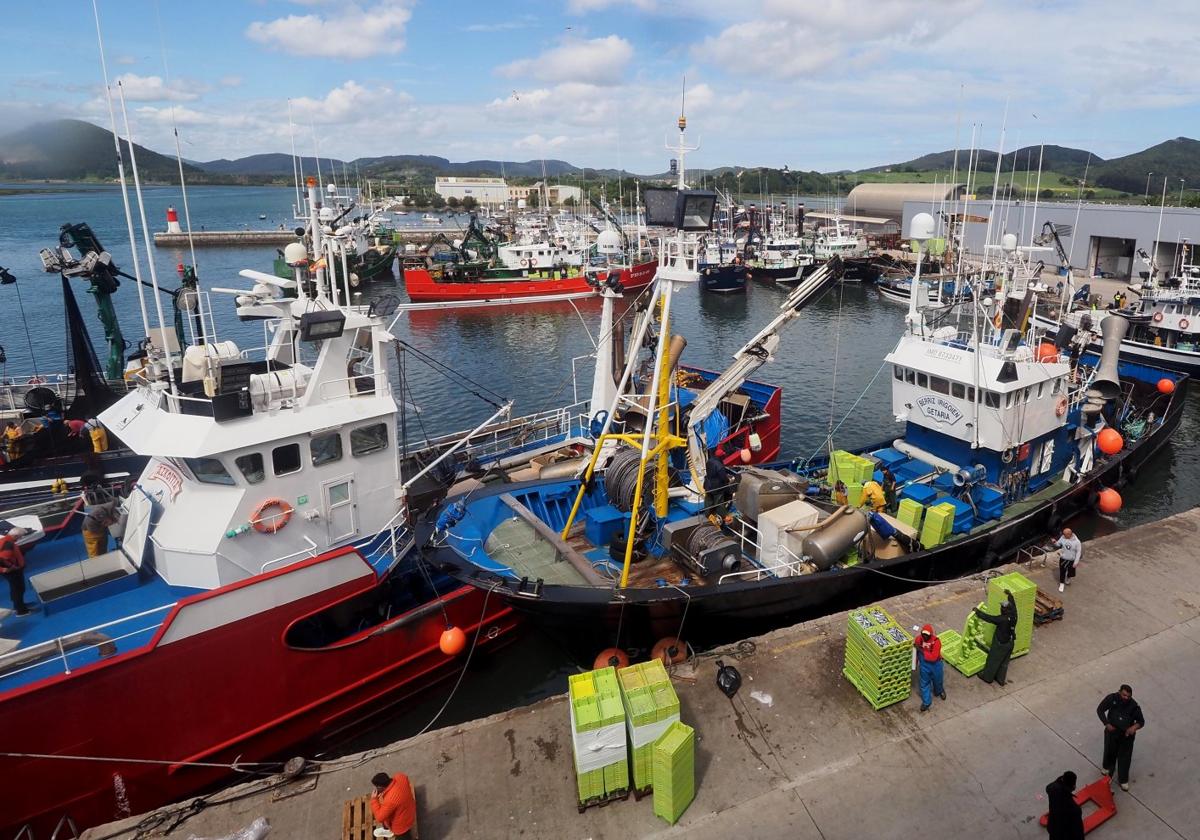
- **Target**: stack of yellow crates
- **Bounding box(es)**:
[652,721,696,825]
[617,659,681,791]
[829,450,874,487]
[568,666,628,804]
[919,501,955,548]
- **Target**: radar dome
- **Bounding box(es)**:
[283,242,309,265]
[1001,233,1018,253]
[909,212,936,241]
[596,229,623,255]
[318,207,336,222]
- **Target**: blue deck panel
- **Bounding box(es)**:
[0,532,202,693]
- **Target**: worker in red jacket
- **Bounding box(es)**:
[914,623,946,712]
[0,533,30,616]
[370,771,415,839]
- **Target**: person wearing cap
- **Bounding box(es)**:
[1045,771,1084,840]
[369,771,415,839]
[1051,527,1082,593]
[1097,684,1145,790]
[974,590,1018,686]
[913,623,945,712]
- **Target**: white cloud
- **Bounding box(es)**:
[246,1,413,58]
[115,55,137,66]
[113,73,206,102]
[567,0,656,11]
[219,75,243,88]
[513,133,569,151]
[291,81,410,125]
[497,35,633,86]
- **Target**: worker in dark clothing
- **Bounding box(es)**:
[704,451,735,526]
[974,590,1017,686]
[1097,684,1145,790]
[880,467,898,513]
[1045,771,1084,840]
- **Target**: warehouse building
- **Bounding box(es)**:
[434,176,508,206]
[900,199,1200,282]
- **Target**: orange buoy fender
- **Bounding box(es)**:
[593,647,629,670]
[440,625,467,655]
[1097,487,1123,514]
[252,498,294,534]
[1096,428,1123,456]
[652,636,687,665]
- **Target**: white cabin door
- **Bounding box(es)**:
[323,475,358,543]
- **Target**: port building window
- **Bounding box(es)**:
[273,443,302,476]
[235,453,265,485]
[310,433,343,467]
[351,423,389,457]
[183,457,236,486]
[930,376,950,395]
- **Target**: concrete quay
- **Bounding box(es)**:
[86,508,1200,840]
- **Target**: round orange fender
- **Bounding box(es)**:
[252,498,294,534]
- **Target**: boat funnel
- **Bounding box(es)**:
[1090,314,1128,401]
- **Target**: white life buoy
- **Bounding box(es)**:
[1153,311,1164,323]
[1180,318,1191,330]
[523,258,534,269]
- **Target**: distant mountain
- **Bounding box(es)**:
[0,119,204,181]
[199,153,347,176]
[1092,137,1200,194]
[867,145,1102,176]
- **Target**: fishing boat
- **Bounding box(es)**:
[428,203,1186,655]
[1032,246,1200,375]
[0,176,663,836]
[813,216,876,282]
[422,213,440,224]
[271,186,396,288]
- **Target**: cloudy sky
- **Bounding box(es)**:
[1,0,1194,172]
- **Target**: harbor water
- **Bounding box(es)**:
[3,183,1198,746]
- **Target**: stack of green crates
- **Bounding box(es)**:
[617,660,681,791]
[940,625,988,676]
[919,502,955,548]
[897,498,925,531]
[843,605,913,710]
[828,450,874,487]
[982,572,1037,658]
[652,721,696,825]
[568,666,629,803]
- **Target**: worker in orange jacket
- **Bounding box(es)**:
[914,623,946,712]
[370,771,415,839]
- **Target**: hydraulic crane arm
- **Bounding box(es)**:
[686,256,844,493]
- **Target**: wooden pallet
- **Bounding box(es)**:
[343,787,421,840]
[1034,588,1065,624]
[577,787,631,814]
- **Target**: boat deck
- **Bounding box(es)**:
[0,532,199,694]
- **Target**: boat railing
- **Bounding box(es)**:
[260,535,321,574]
[316,375,391,402]
[0,604,174,683]
[402,402,590,467]
[719,517,811,584]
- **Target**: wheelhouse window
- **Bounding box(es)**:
[1005,392,1014,408]
[235,453,265,485]
[1036,382,1045,399]
[894,365,904,381]
[183,457,235,486]
[930,376,950,395]
[272,443,302,476]
[350,423,389,457]
[310,433,343,467]
[951,382,965,399]
[917,373,928,388]
[905,369,916,385]
[985,391,1001,409]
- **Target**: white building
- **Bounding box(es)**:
[434,176,508,206]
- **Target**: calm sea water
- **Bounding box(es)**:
[1,183,1196,742]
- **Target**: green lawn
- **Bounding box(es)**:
[842,169,1131,199]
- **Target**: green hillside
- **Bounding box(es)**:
[0,119,204,182]
[1093,138,1200,195]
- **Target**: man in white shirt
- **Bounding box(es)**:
[1052,527,1082,593]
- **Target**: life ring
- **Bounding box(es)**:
[1001,448,1015,464]
[993,311,1003,329]
[1153,311,1163,323]
[523,258,534,269]
[1055,396,1068,417]
[1180,318,1191,330]
[252,498,294,534]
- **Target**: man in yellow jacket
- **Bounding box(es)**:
[859,479,886,513]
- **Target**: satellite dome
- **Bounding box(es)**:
[318,207,336,221]
[909,212,936,241]
[596,229,622,255]
[283,242,309,266]
[1001,233,1018,253]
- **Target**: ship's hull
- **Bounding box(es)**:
[699,264,749,293]
[402,261,658,303]
[746,263,810,285]
[1033,313,1200,376]
[0,549,517,836]
[432,372,1186,654]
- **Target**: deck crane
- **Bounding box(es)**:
[685,256,844,495]
[1033,221,1074,273]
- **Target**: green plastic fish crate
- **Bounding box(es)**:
[985,573,1036,656]
[652,721,696,826]
[618,662,681,790]
[920,502,955,548]
[897,498,925,531]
